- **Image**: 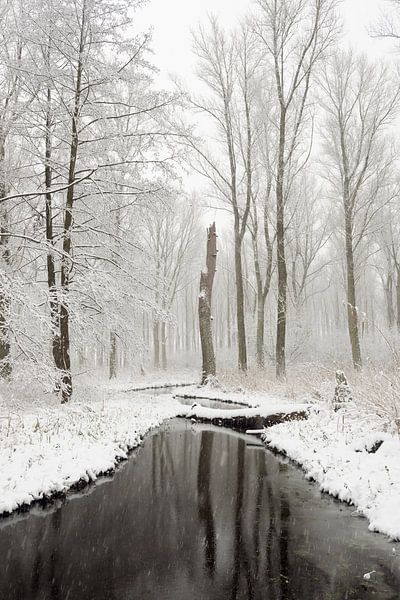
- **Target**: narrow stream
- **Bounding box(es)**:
[0,420,399,599]
[177,397,246,410]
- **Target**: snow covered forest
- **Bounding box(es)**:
[2,0,400,400]
[1,0,400,596]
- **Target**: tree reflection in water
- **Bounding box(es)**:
[197,431,216,576]
[0,421,398,600]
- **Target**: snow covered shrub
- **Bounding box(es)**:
[350,369,400,436]
[203,375,221,389]
[333,370,353,411]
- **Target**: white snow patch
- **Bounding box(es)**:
[176,384,310,416]
[0,389,182,516]
[182,403,309,420]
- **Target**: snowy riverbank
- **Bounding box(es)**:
[0,384,183,516]
[2,373,400,543]
[0,375,308,518]
[263,404,400,541]
[177,379,400,541]
[175,383,307,410]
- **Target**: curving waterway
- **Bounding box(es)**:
[0,419,399,599]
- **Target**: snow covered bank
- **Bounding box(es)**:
[263,406,400,540]
[101,368,199,393]
[1,376,308,518]
[175,383,306,411]
[175,385,254,407]
[182,402,309,421]
[0,388,182,517]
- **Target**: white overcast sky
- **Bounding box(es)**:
[135,0,389,86]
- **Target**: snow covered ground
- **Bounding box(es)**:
[263,404,400,541]
[176,383,309,420]
[182,400,309,420]
[0,374,308,519]
[175,384,257,407]
[98,368,199,393]
[175,383,305,409]
[2,371,400,543]
[0,383,183,516]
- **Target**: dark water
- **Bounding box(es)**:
[0,420,399,600]
[177,397,246,410]
[142,385,247,409]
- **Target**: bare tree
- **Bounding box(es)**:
[199,223,217,384]
[248,131,275,367]
[143,196,198,370]
[254,0,339,377]
[373,194,400,331]
[372,0,400,40]
[320,50,400,368]
[235,25,275,369]
[190,17,252,372]
[0,0,181,397]
[287,175,330,309]
[0,3,25,377]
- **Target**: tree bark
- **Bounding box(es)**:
[44,83,63,385]
[153,320,160,368]
[344,209,362,369]
[252,196,273,369]
[234,220,247,371]
[59,3,86,402]
[276,108,287,379]
[161,320,167,370]
[385,272,395,329]
[185,289,190,353]
[227,272,231,350]
[199,223,217,384]
[0,135,11,378]
[109,331,117,379]
[253,234,266,368]
[396,265,400,332]
[256,300,265,368]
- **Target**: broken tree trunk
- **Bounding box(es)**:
[199,223,217,385]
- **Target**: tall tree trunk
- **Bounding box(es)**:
[238,55,253,373]
[185,289,190,353]
[146,313,150,346]
[256,298,266,369]
[142,312,146,345]
[396,265,400,333]
[276,109,287,379]
[44,84,63,387]
[153,320,160,368]
[227,272,231,350]
[59,6,86,402]
[109,331,117,379]
[253,236,265,368]
[0,135,11,378]
[108,206,121,379]
[335,290,340,329]
[252,217,272,369]
[161,320,167,370]
[344,209,362,369]
[234,219,247,371]
[385,273,395,329]
[199,223,217,384]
